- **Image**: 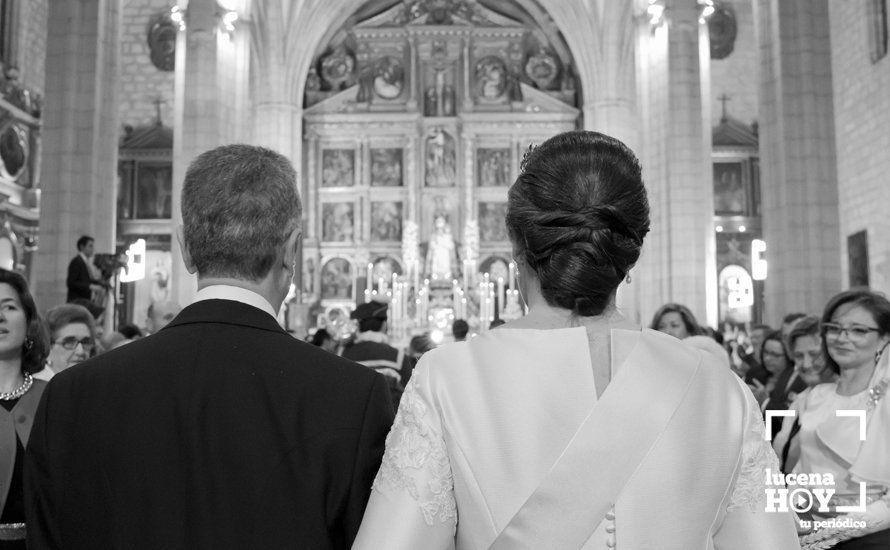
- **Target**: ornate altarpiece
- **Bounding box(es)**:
[302,0,578,314]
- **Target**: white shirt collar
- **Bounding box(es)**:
[355,330,390,344]
[192,285,279,321]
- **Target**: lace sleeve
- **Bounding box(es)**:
[727,380,784,513]
[371,373,457,527]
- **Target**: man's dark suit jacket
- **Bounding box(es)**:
[25,299,394,549]
[66,254,94,302]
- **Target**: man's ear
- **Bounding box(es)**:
[282,226,302,271]
[175,225,197,275]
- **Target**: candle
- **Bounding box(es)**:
[508,261,516,291]
[497,277,505,318]
[366,263,373,293]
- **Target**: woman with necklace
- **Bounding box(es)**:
[0,269,49,548]
[796,289,890,549]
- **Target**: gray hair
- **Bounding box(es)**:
[182,144,301,280]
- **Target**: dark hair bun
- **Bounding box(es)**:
[507,131,650,316]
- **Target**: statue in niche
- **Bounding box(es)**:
[425,214,458,280]
[425,128,455,187]
[147,11,177,72]
[474,56,507,100]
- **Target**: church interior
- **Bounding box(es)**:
[0,0,887,343]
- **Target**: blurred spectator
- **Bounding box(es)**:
[118,323,143,340]
[402,333,436,387]
[146,301,182,333]
[649,303,702,339]
[452,319,469,341]
[755,330,806,437]
[741,323,772,385]
[772,316,835,471]
[309,328,338,354]
[780,312,806,345]
[36,304,97,379]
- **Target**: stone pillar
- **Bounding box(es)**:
[580,1,645,322]
[171,0,250,307]
[636,0,715,327]
[755,0,840,323]
[35,0,121,310]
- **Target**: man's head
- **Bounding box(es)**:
[452,319,469,341]
[147,300,182,333]
[351,301,388,333]
[77,235,95,257]
[180,144,302,300]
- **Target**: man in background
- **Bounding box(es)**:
[66,235,105,303]
[342,300,410,409]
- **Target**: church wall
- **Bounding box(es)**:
[828,1,890,294]
[119,0,176,127]
[709,0,758,126]
[19,0,48,94]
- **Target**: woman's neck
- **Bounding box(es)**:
[0,357,24,393]
[836,361,875,396]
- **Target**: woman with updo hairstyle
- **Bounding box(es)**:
[354,131,798,549]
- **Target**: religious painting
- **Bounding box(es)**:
[478,201,509,241]
[373,56,405,100]
[321,202,355,242]
[848,230,869,287]
[321,149,355,187]
[474,56,507,100]
[425,128,456,187]
[370,148,403,187]
[713,162,746,215]
[135,163,172,219]
[370,201,403,241]
[320,258,354,300]
[477,148,511,187]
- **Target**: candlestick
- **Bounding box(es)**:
[366,263,373,293]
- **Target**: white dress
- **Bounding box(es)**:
[354,327,800,549]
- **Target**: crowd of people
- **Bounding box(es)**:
[0,133,885,549]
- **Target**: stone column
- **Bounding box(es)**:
[170,0,251,308]
[580,1,645,322]
[755,0,840,323]
[35,0,121,310]
[636,0,716,326]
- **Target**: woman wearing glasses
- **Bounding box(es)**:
[0,269,49,547]
[796,290,890,549]
[40,303,96,379]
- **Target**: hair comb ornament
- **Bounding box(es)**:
[520,143,538,173]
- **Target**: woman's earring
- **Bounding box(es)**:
[24,338,33,351]
[625,273,632,284]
